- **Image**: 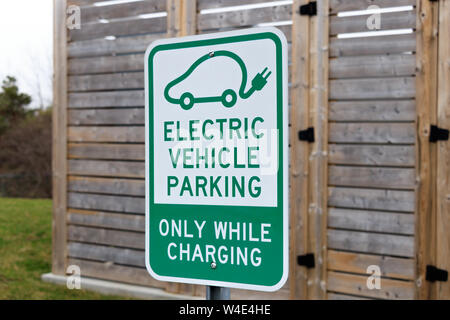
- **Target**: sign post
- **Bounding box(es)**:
[144,27,289,294]
[206,286,230,300]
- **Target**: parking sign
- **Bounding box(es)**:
[145,27,288,291]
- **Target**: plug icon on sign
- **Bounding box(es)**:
[164,50,271,110]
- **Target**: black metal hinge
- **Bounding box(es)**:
[297,253,315,268]
[299,1,317,16]
[426,265,448,282]
[298,127,315,143]
[429,125,449,142]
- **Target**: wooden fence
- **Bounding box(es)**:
[52,0,450,299]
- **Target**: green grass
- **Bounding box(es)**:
[0,197,125,299]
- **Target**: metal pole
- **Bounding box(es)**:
[206,286,230,300]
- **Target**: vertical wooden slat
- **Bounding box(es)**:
[52,0,68,275]
[181,0,197,36]
[436,0,450,300]
[163,0,182,295]
[178,0,199,297]
[415,0,439,300]
[167,0,182,37]
[308,0,329,300]
[289,0,310,300]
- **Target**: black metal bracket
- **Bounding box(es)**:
[299,2,317,16]
[430,125,449,142]
[426,265,448,282]
[298,127,315,143]
[297,253,315,268]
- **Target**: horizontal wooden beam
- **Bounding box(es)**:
[329,123,415,144]
[329,165,416,189]
[328,229,415,257]
[68,242,144,267]
[327,250,415,280]
[68,192,145,214]
[328,187,415,212]
[327,271,415,299]
[328,208,415,235]
[329,100,416,122]
[330,10,416,35]
[328,144,415,167]
[329,0,416,14]
[197,4,292,31]
[68,209,145,232]
[68,176,144,196]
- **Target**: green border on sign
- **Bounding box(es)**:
[147,31,285,289]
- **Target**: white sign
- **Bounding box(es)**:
[145,27,289,291]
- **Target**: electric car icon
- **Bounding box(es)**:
[163,50,272,110]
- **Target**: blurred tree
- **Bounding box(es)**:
[0,108,52,198]
[0,76,32,135]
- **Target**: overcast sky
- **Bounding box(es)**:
[0,0,53,109]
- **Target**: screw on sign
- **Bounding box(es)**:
[144,27,289,297]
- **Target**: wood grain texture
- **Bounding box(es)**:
[327,229,415,257]
[328,208,415,235]
[198,0,271,10]
[328,165,416,189]
[68,242,144,267]
[327,2,420,293]
[68,143,145,160]
[330,10,416,35]
[414,0,439,299]
[52,0,68,276]
[68,176,145,196]
[330,34,416,57]
[69,72,144,92]
[68,33,165,58]
[289,0,310,300]
[81,0,166,24]
[329,54,416,79]
[68,108,144,125]
[307,0,329,300]
[69,16,167,41]
[68,210,145,232]
[68,126,144,143]
[167,0,181,38]
[328,187,415,212]
[329,100,416,122]
[69,54,144,75]
[327,292,371,300]
[197,24,292,43]
[197,4,292,30]
[329,123,415,144]
[68,225,144,249]
[329,0,416,13]
[328,144,415,167]
[68,159,145,178]
[181,0,197,36]
[436,0,450,300]
[68,192,145,214]
[69,90,144,108]
[327,271,415,299]
[329,77,416,100]
[327,250,415,280]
